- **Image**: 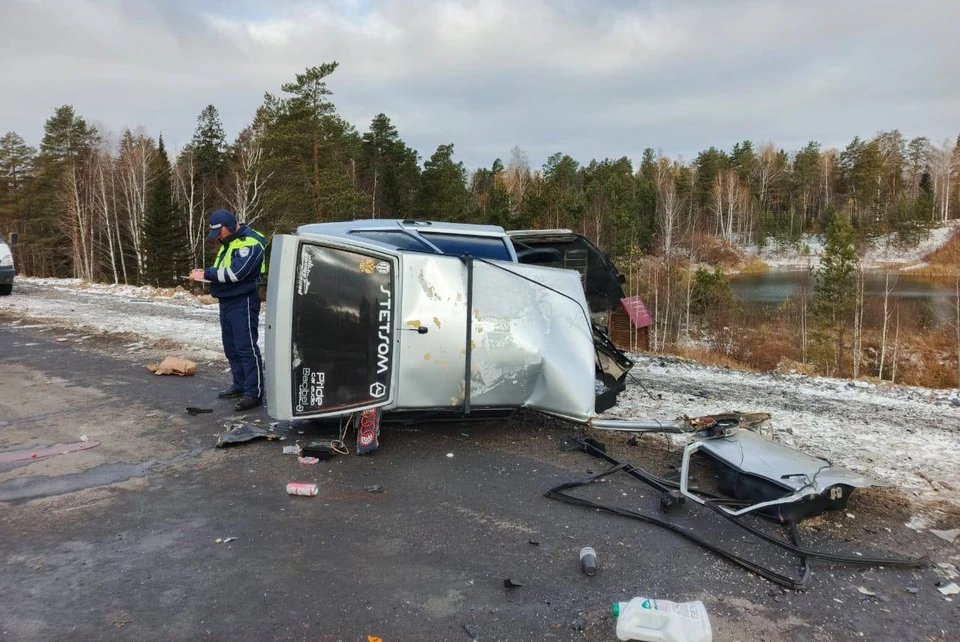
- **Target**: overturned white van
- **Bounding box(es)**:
[264,219,633,425]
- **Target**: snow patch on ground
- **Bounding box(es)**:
[1,277,246,362]
[744,221,960,270]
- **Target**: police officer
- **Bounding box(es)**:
[190,210,267,411]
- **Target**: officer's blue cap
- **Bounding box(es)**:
[207,210,237,240]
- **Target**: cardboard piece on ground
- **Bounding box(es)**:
[148,357,198,376]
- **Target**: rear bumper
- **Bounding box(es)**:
[0,266,14,285]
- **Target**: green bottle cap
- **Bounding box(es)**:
[612,602,620,617]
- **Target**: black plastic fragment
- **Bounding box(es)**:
[215,423,275,447]
[502,578,523,588]
[185,407,213,415]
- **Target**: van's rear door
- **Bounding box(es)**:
[265,234,399,420]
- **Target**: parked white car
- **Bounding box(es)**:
[0,231,16,296]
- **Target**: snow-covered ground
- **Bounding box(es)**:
[2,277,959,525]
[0,277,262,363]
[603,356,960,526]
[745,221,960,270]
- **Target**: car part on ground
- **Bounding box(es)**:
[547,436,927,590]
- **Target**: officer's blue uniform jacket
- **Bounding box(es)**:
[203,225,267,298]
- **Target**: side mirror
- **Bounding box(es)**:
[9,233,18,246]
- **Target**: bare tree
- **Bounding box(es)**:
[930,139,956,222]
[819,149,837,215]
[90,144,120,283]
[852,259,867,379]
[891,306,901,384]
[877,272,898,379]
[117,130,156,281]
[222,125,272,231]
[655,158,683,256]
[173,147,203,267]
[504,145,531,223]
[62,149,97,281]
[755,142,783,210]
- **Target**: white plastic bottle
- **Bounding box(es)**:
[612,597,712,642]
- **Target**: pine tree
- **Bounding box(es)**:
[418,144,470,222]
[0,132,36,231]
[142,136,188,287]
[191,105,228,207]
[32,106,99,277]
[260,63,366,228]
[813,211,857,376]
[360,114,420,218]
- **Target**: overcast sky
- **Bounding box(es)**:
[2,0,958,169]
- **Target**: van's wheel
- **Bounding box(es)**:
[0,284,12,296]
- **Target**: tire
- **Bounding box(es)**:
[0,284,12,296]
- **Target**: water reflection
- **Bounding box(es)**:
[730,270,958,328]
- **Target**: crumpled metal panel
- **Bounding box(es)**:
[698,428,878,492]
[396,254,597,421]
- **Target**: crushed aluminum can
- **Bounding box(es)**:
[286,482,318,496]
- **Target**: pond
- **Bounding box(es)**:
[729,270,959,328]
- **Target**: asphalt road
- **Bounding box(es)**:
[1,321,957,642]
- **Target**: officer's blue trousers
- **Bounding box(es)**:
[219,292,263,399]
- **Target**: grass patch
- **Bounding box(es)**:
[924,227,960,266]
[737,258,769,274]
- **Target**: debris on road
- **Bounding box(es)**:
[355,408,382,455]
[858,587,877,596]
[282,445,301,455]
[216,423,278,447]
[579,546,597,576]
[548,435,927,590]
[185,407,213,415]
[365,484,385,494]
[0,440,100,464]
[298,456,320,465]
[286,482,318,496]
[937,582,959,596]
[929,528,960,543]
[302,440,340,460]
[612,596,712,642]
[147,356,197,376]
[502,578,523,588]
[215,537,237,545]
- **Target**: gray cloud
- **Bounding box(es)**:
[2,0,957,168]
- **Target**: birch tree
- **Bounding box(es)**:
[931,139,956,222]
[173,146,203,267]
[117,130,156,281]
[877,272,898,379]
[755,142,783,210]
[655,158,683,256]
[223,124,271,229]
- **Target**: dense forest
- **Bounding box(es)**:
[2,62,958,387]
[2,62,958,285]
